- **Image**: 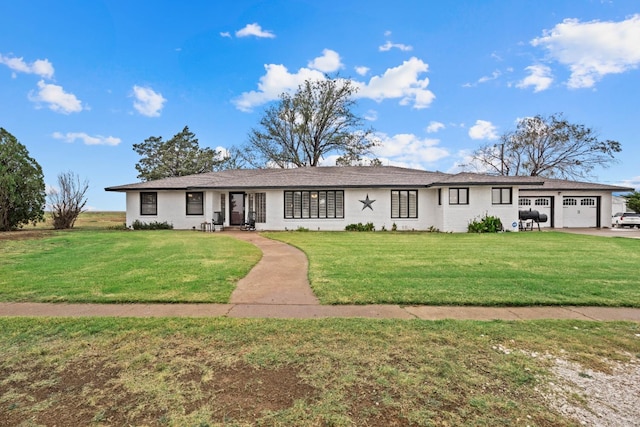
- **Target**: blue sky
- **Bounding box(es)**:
[1,0,639,210]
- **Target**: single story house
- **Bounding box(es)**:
[105,166,632,232]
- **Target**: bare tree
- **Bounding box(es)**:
[244,77,378,168]
[48,171,89,229]
[467,113,621,180]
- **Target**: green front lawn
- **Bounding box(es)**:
[2,226,639,306]
[266,231,640,307]
[0,230,261,303]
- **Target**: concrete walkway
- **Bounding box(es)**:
[1,230,640,321]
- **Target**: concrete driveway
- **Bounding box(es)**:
[552,227,640,239]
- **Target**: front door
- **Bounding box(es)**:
[230,192,245,226]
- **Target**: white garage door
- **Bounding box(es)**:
[563,197,597,228]
[518,197,552,228]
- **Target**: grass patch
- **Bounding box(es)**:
[34,210,127,230]
[1,317,638,426]
[0,230,261,303]
[265,231,640,306]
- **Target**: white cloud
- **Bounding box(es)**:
[468,120,498,140]
[220,31,231,38]
[232,64,326,112]
[356,57,435,109]
[517,64,553,92]
[379,41,413,52]
[52,131,121,146]
[236,23,275,38]
[478,70,501,83]
[233,56,435,112]
[618,176,640,191]
[531,15,640,88]
[373,132,449,165]
[29,80,83,114]
[463,70,501,87]
[0,54,54,79]
[426,121,445,133]
[307,49,343,72]
[355,66,370,76]
[132,85,166,117]
[447,149,493,174]
[364,110,378,121]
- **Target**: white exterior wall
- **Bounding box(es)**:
[124,185,611,231]
[259,188,437,231]
[126,191,210,230]
[438,187,521,232]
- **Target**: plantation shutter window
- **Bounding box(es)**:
[255,193,266,223]
[391,190,418,218]
[283,190,343,219]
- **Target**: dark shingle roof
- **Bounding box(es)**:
[429,172,545,187]
[519,177,632,192]
[105,166,627,192]
[105,166,450,191]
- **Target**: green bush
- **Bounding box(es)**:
[468,214,503,233]
[131,220,174,230]
[345,222,375,232]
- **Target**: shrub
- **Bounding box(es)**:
[345,222,375,232]
[468,214,503,233]
[131,220,173,230]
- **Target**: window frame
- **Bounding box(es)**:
[491,187,512,205]
[391,190,418,219]
[449,188,469,205]
[284,190,344,219]
[140,192,157,216]
[186,191,204,216]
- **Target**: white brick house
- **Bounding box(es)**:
[105,166,631,232]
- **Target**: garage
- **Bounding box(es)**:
[563,196,598,228]
[518,196,553,228]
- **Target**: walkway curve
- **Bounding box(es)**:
[227,231,319,305]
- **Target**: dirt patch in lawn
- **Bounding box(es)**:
[0,229,53,241]
[0,358,317,426]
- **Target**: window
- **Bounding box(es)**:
[535,198,549,206]
[581,198,595,206]
[249,193,267,223]
[284,190,344,219]
[438,188,442,206]
[492,188,512,205]
[391,190,418,218]
[140,192,157,215]
[186,192,204,215]
[563,198,577,206]
[449,188,469,205]
[519,198,531,206]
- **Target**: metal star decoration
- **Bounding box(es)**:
[359,194,376,210]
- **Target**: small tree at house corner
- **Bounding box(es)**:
[48,171,89,229]
[467,113,621,180]
[133,126,228,181]
[624,191,640,213]
[0,128,46,231]
[244,77,378,168]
